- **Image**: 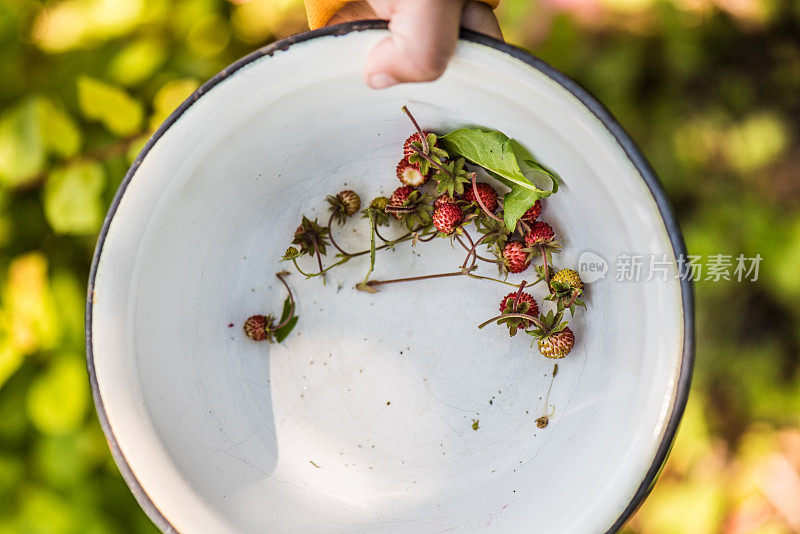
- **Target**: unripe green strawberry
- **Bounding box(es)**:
[337,190,361,215]
[551,268,584,292]
[537,327,575,359]
[370,196,389,211]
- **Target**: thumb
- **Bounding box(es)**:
[364,0,467,89]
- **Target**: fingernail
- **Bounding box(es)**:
[367,73,399,89]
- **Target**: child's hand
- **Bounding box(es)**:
[328,0,503,89]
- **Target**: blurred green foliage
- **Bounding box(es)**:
[0,0,798,532]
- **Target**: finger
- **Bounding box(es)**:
[461,1,503,40]
[364,0,467,89]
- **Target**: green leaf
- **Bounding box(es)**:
[274,296,298,343]
[25,355,89,436]
[0,99,45,187]
[108,37,168,87]
[357,210,377,291]
[77,77,143,136]
[441,129,545,190]
[502,184,547,233]
[43,162,105,235]
[511,140,560,193]
[38,98,82,159]
[440,128,558,231]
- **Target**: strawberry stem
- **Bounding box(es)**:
[374,225,391,244]
[477,312,546,331]
[291,257,349,278]
[401,105,429,154]
[310,235,325,281]
[454,235,499,264]
[273,271,296,330]
[540,244,553,292]
[410,144,451,176]
[565,290,579,310]
[460,229,497,270]
[470,172,504,222]
[513,280,528,308]
[364,271,466,289]
[327,213,356,256]
[462,270,522,288]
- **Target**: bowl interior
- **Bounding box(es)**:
[90,28,687,534]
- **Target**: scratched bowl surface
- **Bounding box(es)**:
[87,22,693,534]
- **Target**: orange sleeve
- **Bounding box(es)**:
[304,0,500,30]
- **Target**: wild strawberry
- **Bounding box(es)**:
[498,291,539,331]
[524,221,555,246]
[551,268,584,292]
[520,200,542,223]
[370,196,389,211]
[292,216,330,256]
[388,185,415,219]
[338,190,360,215]
[403,131,432,157]
[464,182,498,212]
[327,190,361,224]
[499,292,539,316]
[387,187,433,229]
[433,203,463,234]
[537,328,575,359]
[547,268,586,313]
[434,193,458,209]
[502,241,530,273]
[396,157,428,187]
[244,315,268,341]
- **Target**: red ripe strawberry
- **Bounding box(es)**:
[503,241,530,273]
[520,200,542,223]
[499,292,539,327]
[243,315,268,341]
[524,221,555,246]
[464,182,498,212]
[388,186,415,219]
[537,327,575,359]
[433,203,463,234]
[403,131,432,157]
[396,157,428,186]
[434,193,458,209]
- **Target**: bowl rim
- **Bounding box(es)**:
[85,20,695,534]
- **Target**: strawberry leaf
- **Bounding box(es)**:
[274,296,298,343]
[439,128,558,231]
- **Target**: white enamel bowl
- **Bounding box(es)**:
[87,22,693,534]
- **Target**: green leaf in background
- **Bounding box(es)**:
[0,97,82,187]
[43,162,105,235]
[440,128,558,230]
[274,296,298,343]
[25,355,89,436]
[77,76,143,136]
[149,78,200,130]
[108,36,168,87]
[0,99,45,187]
[38,98,82,159]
